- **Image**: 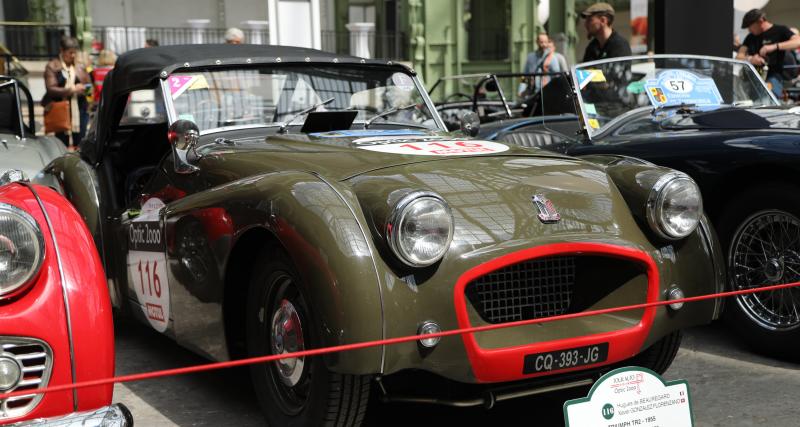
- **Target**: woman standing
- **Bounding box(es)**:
[43,36,90,148]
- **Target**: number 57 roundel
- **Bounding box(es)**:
[126,197,170,332]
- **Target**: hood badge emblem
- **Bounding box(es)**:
[532,195,560,224]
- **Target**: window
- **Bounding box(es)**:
[166,66,438,133]
[467,0,509,61]
[120,89,167,126]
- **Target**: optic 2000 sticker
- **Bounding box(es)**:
[127,197,171,333]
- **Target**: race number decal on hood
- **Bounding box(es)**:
[354,136,510,156]
[127,197,171,333]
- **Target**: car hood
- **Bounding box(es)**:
[197,129,574,182]
[346,155,647,257]
[0,135,58,178]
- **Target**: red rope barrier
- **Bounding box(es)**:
[2,281,799,400]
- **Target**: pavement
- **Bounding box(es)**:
[112,321,800,426]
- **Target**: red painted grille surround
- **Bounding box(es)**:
[453,242,659,383]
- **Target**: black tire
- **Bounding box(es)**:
[246,245,371,426]
[628,331,682,375]
[717,186,800,360]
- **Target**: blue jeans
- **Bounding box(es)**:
[766,73,784,99]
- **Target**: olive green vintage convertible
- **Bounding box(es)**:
[38,45,723,426]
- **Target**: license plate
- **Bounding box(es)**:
[523,343,609,374]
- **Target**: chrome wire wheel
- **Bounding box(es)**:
[730,210,800,331]
[264,273,312,415]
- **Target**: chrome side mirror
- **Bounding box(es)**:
[459,112,480,137]
[168,120,200,174]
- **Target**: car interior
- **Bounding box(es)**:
[0,89,20,135]
[496,118,580,150]
[101,88,171,209]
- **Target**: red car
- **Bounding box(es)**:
[0,174,130,425]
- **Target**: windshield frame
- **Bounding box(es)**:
[570,54,779,140]
[158,64,448,136]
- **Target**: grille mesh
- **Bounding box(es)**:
[466,256,576,324]
[0,337,52,420]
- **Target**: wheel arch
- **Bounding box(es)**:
[708,164,800,225]
[166,171,385,374]
[223,226,280,360]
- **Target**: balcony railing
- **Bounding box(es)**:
[0,23,271,59]
[0,23,407,62]
[92,26,269,54]
[0,23,71,59]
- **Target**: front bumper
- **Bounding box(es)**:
[11,404,132,426]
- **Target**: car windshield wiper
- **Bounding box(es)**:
[364,103,417,129]
[731,101,771,109]
[278,97,335,134]
[651,103,698,115]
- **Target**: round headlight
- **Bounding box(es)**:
[646,173,703,240]
[386,192,454,267]
[0,356,21,391]
[0,203,45,298]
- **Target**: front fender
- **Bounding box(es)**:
[164,171,384,374]
[35,154,103,241]
[588,157,725,347]
[33,154,122,309]
[33,185,114,411]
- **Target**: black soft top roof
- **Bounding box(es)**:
[106,44,405,95]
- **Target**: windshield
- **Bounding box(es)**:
[165,65,441,134]
[573,55,778,137]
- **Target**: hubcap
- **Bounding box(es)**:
[271,299,305,387]
[765,257,785,282]
[730,210,800,330]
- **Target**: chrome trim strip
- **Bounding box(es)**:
[159,78,177,125]
[20,183,79,410]
[312,172,386,374]
[200,124,274,136]
[10,403,133,426]
[12,80,24,139]
[413,74,448,132]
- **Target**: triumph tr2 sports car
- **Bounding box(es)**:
[482,55,800,360]
[0,171,130,425]
[39,45,723,426]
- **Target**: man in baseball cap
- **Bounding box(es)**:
[736,8,800,97]
[581,2,631,62]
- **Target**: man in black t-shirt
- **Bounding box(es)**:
[581,2,632,63]
[737,9,800,98]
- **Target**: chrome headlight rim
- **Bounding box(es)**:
[0,202,45,299]
[386,191,454,268]
[646,172,703,240]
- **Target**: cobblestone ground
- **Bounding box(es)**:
[113,321,800,426]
